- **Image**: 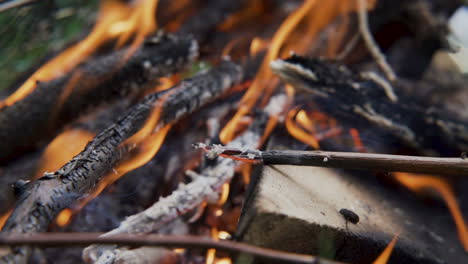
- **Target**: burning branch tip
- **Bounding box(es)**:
[206,144,226,160]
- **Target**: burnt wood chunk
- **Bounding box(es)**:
[271,55,468,156]
[236,165,467,263]
[0,60,242,263]
[0,32,198,163]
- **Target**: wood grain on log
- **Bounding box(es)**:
[0,60,242,264]
[0,32,198,163]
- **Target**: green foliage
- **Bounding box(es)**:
[0,0,99,91]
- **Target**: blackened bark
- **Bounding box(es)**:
[0,32,198,163]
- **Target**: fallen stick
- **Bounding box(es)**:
[83,94,286,263]
[0,60,242,264]
[198,147,468,176]
[0,233,343,264]
[0,32,197,163]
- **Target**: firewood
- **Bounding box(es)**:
[198,147,468,176]
[0,60,242,264]
[0,32,198,163]
[82,94,283,263]
[0,102,131,216]
[271,55,468,156]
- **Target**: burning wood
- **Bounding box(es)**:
[271,55,468,156]
[0,32,197,163]
[82,95,285,263]
[0,0,467,263]
[0,60,242,263]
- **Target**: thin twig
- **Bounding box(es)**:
[199,146,468,176]
[0,233,342,264]
[335,33,360,61]
[0,0,37,13]
[356,0,397,81]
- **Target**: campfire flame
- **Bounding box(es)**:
[35,129,95,178]
[373,235,398,264]
[285,108,343,149]
[0,210,12,230]
[53,71,176,226]
[220,0,376,144]
[394,173,468,251]
[56,209,73,227]
[0,0,161,109]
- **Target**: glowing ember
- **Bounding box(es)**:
[394,173,468,251]
[1,0,161,109]
[56,209,73,227]
[373,235,398,264]
[35,129,95,178]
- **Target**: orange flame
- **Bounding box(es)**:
[53,80,174,226]
[35,129,95,178]
[0,210,12,230]
[1,0,160,109]
[373,235,398,264]
[286,108,320,149]
[220,0,315,143]
[349,128,366,152]
[220,0,376,144]
[394,173,468,251]
[56,209,73,227]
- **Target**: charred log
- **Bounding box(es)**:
[0,32,197,163]
[271,55,468,156]
[0,60,242,263]
[0,101,130,216]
